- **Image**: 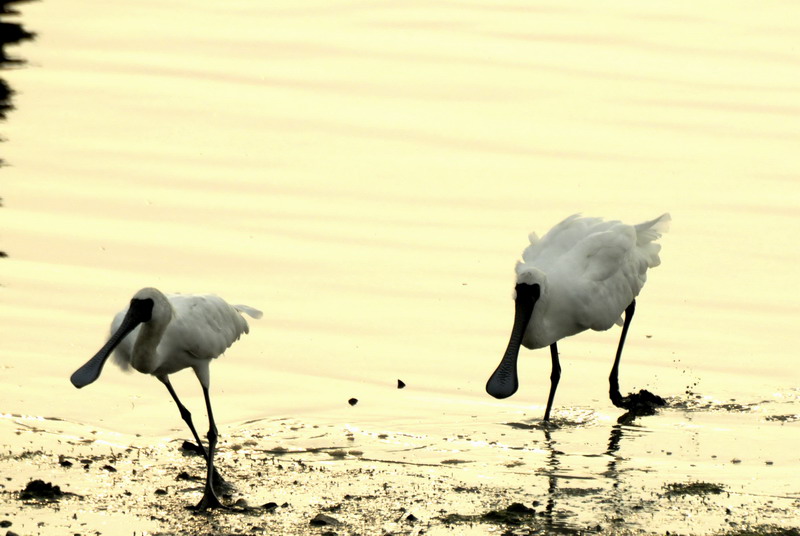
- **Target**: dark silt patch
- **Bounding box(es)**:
[663,481,725,498]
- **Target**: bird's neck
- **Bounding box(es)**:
[131,321,168,375]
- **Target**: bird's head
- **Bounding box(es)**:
[131,287,173,325]
[70,287,171,389]
[515,266,545,287]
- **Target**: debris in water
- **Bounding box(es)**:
[765,414,800,423]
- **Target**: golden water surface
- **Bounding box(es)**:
[1,1,799,534]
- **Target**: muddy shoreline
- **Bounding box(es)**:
[2,404,798,536]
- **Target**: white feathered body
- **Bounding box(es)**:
[109,290,262,384]
[515,214,670,349]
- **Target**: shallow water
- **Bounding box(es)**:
[1,1,799,534]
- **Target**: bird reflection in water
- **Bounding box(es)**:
[505,408,658,533]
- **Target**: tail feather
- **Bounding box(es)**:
[234,304,263,319]
[635,213,670,246]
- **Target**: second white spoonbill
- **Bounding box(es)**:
[70,287,262,509]
[486,214,670,421]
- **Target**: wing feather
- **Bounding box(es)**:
[163,294,252,362]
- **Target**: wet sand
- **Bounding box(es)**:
[2,389,798,536]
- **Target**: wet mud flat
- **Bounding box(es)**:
[1,395,799,536]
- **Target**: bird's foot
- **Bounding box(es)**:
[538,418,560,429]
[194,487,226,511]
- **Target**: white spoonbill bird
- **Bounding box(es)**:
[70,287,262,510]
[486,214,670,421]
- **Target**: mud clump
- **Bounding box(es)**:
[441,502,537,527]
[19,480,65,501]
[482,502,537,525]
[620,389,667,418]
[180,440,205,455]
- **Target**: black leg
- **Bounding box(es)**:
[609,300,636,408]
[160,377,210,462]
[161,376,227,492]
[195,385,224,510]
[543,343,561,422]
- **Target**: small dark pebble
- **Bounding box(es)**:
[262,502,279,512]
[397,379,406,389]
[154,488,168,496]
[58,456,72,468]
[176,471,193,481]
[406,513,418,522]
[0,520,11,527]
[322,532,337,536]
[102,464,117,472]
[6,531,20,536]
[348,398,358,406]
[310,513,340,526]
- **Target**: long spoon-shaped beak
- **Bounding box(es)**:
[486,283,539,399]
[70,298,154,388]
